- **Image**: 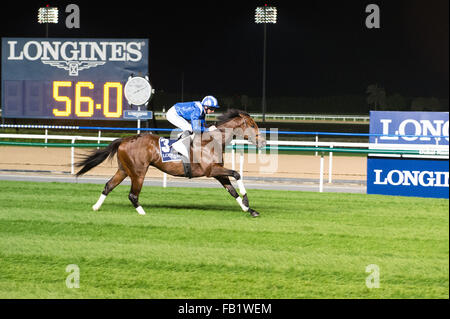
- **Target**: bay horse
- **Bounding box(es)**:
[75,109,267,217]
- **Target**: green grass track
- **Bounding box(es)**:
[0,180,448,298]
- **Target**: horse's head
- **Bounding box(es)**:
[216,109,267,148]
[238,112,267,149]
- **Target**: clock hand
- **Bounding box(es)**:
[132,87,147,95]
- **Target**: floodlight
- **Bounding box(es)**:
[254,5,277,122]
[38,7,59,24]
[255,6,277,24]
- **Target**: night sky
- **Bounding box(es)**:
[0,0,448,99]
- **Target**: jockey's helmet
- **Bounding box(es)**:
[201,96,220,109]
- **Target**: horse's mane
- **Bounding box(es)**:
[216,109,250,126]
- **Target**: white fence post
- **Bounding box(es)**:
[163,173,167,188]
[71,137,76,175]
[315,134,319,156]
[239,148,244,179]
[328,145,333,184]
[319,153,324,193]
[231,141,236,170]
[97,130,102,149]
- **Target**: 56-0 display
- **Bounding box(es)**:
[3,80,125,119]
[53,81,123,118]
[1,38,149,120]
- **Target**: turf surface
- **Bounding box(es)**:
[0,180,448,299]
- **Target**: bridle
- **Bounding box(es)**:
[241,115,261,142]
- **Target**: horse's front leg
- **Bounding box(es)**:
[212,167,260,217]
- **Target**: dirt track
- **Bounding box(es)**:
[0,146,366,182]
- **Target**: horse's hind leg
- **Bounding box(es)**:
[93,169,127,211]
[118,149,149,215]
[128,175,146,215]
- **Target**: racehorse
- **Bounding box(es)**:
[75,109,267,217]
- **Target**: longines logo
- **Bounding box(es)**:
[7,40,145,76]
[373,169,449,187]
[378,118,449,142]
[41,60,106,76]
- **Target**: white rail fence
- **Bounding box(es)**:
[231,139,448,192]
[154,112,370,122]
[0,133,116,175]
[0,133,448,192]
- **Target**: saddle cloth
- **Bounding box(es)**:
[159,137,192,178]
[159,137,184,162]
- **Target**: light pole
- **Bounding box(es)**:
[255,5,277,122]
[38,5,59,37]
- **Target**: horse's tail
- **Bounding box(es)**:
[75,138,123,177]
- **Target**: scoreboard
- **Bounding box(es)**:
[1,38,149,120]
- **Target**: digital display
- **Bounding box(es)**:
[1,38,149,120]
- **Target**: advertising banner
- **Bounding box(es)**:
[367,111,449,199]
[369,111,448,145]
[367,157,448,199]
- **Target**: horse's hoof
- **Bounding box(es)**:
[248,208,260,217]
[136,206,146,215]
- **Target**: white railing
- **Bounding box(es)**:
[1,133,448,192]
[230,139,449,192]
[154,112,370,122]
[0,133,116,174]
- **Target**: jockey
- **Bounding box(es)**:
[166,95,220,158]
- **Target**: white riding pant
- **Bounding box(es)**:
[166,106,192,133]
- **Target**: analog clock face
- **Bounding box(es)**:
[124,77,152,106]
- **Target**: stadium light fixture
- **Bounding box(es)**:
[38,5,59,37]
[255,5,277,122]
[255,6,277,24]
